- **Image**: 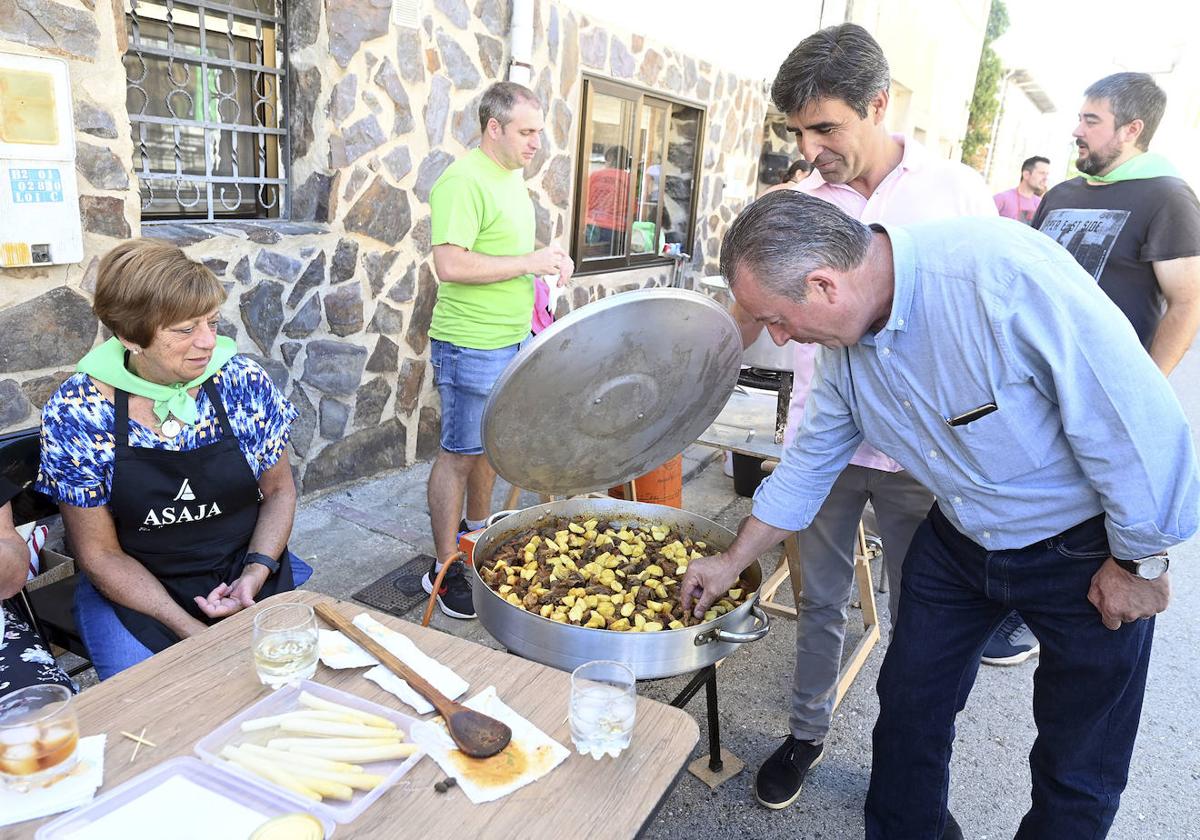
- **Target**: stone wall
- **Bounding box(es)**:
[0,0,767,493]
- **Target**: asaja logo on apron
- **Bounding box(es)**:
[143,477,223,527]
[142,490,224,528]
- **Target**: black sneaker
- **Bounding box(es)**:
[942,811,964,840]
[422,560,476,619]
[982,611,1040,666]
[754,735,824,810]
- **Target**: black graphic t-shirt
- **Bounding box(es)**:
[1032,175,1200,348]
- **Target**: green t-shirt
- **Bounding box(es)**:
[428,149,536,349]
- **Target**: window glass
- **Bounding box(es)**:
[662,103,701,250]
[581,92,634,262]
[631,102,667,254]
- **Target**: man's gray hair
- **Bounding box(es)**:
[478,81,541,133]
[771,24,890,118]
[1085,72,1166,150]
[720,190,873,302]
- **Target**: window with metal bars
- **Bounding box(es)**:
[124,0,288,221]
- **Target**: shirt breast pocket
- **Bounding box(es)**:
[948,404,1043,484]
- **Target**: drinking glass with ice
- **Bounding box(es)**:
[0,684,79,792]
[569,660,636,760]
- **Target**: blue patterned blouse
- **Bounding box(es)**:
[36,356,298,509]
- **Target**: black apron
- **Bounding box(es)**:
[107,378,294,652]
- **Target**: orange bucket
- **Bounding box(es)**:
[608,454,683,508]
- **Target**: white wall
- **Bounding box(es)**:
[984,80,1064,194]
[562,0,828,82]
[850,0,992,159]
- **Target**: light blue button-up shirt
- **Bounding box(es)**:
[752,217,1200,560]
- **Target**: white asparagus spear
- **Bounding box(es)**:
[267,736,402,749]
[297,691,397,729]
[240,710,365,732]
[239,744,363,774]
[220,746,321,801]
[239,747,385,791]
[225,746,355,801]
[282,742,420,762]
[279,719,405,739]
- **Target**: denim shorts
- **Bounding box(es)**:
[430,338,522,455]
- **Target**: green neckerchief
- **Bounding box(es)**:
[1081,152,1181,185]
[76,336,237,426]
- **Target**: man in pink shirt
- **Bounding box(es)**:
[737,25,995,826]
[994,156,1050,224]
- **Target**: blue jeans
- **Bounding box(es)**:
[76,553,313,681]
[430,338,522,455]
[866,506,1153,839]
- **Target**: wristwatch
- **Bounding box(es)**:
[245,551,281,574]
[1113,552,1169,580]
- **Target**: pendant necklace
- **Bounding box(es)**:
[161,419,182,438]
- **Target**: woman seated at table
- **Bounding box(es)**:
[36,239,307,680]
[1,487,74,695]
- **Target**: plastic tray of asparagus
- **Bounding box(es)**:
[194,680,424,824]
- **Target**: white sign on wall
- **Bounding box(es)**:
[0,51,83,267]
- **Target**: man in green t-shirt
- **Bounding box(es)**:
[423,81,574,619]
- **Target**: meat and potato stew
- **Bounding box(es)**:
[478,517,753,631]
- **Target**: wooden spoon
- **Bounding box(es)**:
[314,602,513,758]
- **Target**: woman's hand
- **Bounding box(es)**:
[194,564,270,619]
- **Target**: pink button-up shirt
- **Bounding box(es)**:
[782,135,998,471]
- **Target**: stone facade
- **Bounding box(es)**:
[0,0,767,493]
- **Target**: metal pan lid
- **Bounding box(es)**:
[482,287,743,496]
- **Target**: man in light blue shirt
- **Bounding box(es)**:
[680,190,1199,838]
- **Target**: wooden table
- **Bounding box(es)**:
[697,387,881,708]
[14,591,699,839]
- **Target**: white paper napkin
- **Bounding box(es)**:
[0,733,106,828]
[317,628,377,669]
[317,615,469,715]
[410,687,570,804]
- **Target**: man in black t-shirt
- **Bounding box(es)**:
[1032,72,1200,370]
[986,72,1200,668]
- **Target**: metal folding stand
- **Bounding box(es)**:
[667,663,744,787]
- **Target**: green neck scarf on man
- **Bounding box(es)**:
[76,336,237,427]
[1081,151,1181,185]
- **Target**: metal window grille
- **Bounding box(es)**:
[125,0,289,221]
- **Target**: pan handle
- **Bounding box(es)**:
[693,603,770,646]
[484,510,522,528]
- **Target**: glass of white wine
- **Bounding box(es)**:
[252,603,318,688]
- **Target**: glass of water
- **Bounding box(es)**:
[569,660,637,760]
[252,603,318,688]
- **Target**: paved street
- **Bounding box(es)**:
[286,347,1200,840]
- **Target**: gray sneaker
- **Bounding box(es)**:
[982,611,1039,666]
